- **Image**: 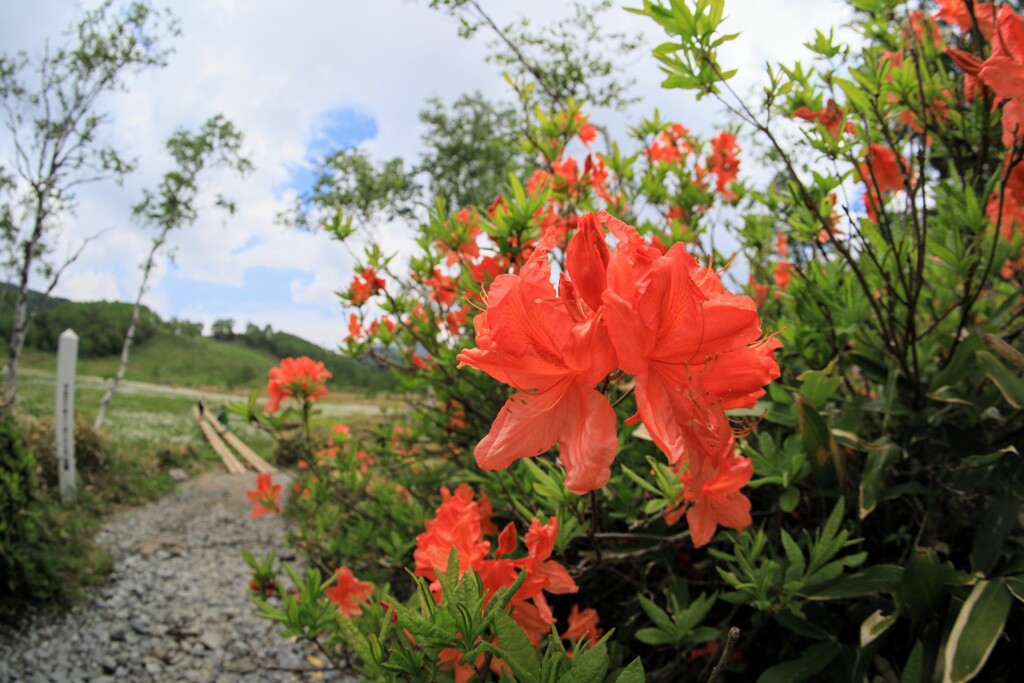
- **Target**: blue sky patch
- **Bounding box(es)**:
[279,106,378,197]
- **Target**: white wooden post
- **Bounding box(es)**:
[56,329,79,502]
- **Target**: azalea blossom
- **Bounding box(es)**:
[349,267,385,306]
[706,131,741,201]
[325,566,373,618]
[414,485,577,660]
[246,473,282,519]
[561,604,603,645]
[459,210,780,545]
[456,221,619,494]
[265,356,332,413]
[792,99,855,139]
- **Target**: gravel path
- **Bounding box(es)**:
[0,472,358,683]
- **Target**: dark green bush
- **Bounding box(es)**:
[0,417,70,619]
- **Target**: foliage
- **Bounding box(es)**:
[0,415,60,618]
[417,92,532,210]
[428,0,642,112]
[281,148,419,232]
[244,1,1024,681]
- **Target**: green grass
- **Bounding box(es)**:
[15,366,278,463]
[21,332,278,390]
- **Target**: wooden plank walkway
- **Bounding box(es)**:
[202,412,277,474]
[192,406,246,474]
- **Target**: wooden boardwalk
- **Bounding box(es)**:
[191,406,277,474]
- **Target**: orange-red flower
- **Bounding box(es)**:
[706,131,741,201]
[459,211,780,544]
[600,211,778,466]
[859,144,908,195]
[325,566,373,618]
[456,222,619,494]
[414,485,578,653]
[265,356,332,413]
[681,442,755,547]
[438,209,481,267]
[414,484,493,583]
[350,267,385,305]
[561,605,603,645]
[773,261,794,290]
[246,473,282,519]
[935,0,997,38]
[647,123,692,163]
[792,99,855,139]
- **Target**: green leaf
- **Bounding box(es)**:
[971,494,1019,574]
[335,614,376,671]
[635,627,676,646]
[900,548,952,620]
[637,594,676,634]
[620,463,662,495]
[902,641,924,683]
[801,564,904,600]
[493,609,541,683]
[779,486,800,512]
[613,657,646,683]
[1005,576,1024,603]
[796,395,843,490]
[780,529,806,582]
[799,365,842,409]
[774,610,831,641]
[756,641,840,683]
[562,638,610,683]
[977,350,1024,408]
[540,629,571,683]
[859,609,898,647]
[835,77,870,112]
[943,580,1012,683]
[859,445,899,519]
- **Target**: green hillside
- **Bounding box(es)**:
[1,293,396,393]
[20,333,278,390]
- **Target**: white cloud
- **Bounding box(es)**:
[53,269,122,302]
[290,269,344,305]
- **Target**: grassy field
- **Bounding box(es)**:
[15,343,398,468]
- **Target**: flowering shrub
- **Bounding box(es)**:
[232,356,334,465]
[243,1,1024,680]
[264,356,332,414]
[456,211,779,544]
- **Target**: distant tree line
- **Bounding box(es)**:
[0,299,162,357]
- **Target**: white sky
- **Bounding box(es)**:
[0,0,850,347]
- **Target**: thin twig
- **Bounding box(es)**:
[706,627,740,683]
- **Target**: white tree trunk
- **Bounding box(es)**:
[93,230,167,430]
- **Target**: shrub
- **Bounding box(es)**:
[243,1,1024,680]
[0,416,52,617]
[19,415,107,491]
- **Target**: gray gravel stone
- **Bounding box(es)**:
[0,472,358,683]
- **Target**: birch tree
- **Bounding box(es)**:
[0,1,177,413]
[94,115,251,429]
